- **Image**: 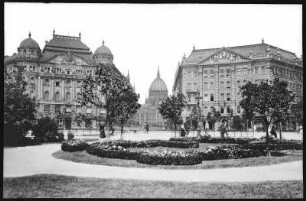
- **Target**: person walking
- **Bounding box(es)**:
[99,123,106,138]
[144,121,149,134]
[180,123,186,137]
[270,125,277,138]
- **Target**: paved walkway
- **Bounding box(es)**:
[4,143,303,182]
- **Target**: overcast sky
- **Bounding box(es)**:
[5,3,302,104]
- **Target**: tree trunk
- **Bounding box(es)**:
[174,123,177,138]
[279,122,282,139]
[120,121,124,140]
[265,123,271,157]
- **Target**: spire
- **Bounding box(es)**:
[29,31,31,38]
[157,66,160,78]
[262,38,264,43]
[193,44,195,51]
[79,32,81,39]
[102,40,105,46]
[53,29,55,36]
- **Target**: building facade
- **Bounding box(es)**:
[134,68,168,128]
[4,31,124,130]
[173,40,303,125]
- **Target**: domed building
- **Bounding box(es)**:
[134,68,168,128]
[4,30,127,137]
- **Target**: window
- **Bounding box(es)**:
[226,81,231,89]
[220,69,224,74]
[66,92,71,102]
[210,94,214,101]
[237,80,241,88]
[204,82,208,89]
[44,79,50,85]
[55,92,60,102]
[221,106,224,113]
[226,69,230,77]
[65,80,71,87]
[204,70,208,74]
[210,106,214,112]
[55,105,61,114]
[187,83,191,91]
[220,93,224,101]
[44,105,50,115]
[43,91,49,100]
[227,93,230,101]
[255,67,258,74]
[227,106,231,113]
[66,70,71,75]
[220,81,224,89]
[210,82,214,89]
[261,66,265,74]
[204,94,208,101]
[55,81,60,86]
[237,106,241,113]
[210,70,214,77]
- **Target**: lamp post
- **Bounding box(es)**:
[195,90,203,138]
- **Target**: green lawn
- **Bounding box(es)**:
[52,143,303,169]
[3,174,303,198]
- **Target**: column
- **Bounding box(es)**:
[61,79,65,101]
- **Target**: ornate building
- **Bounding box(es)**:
[135,68,168,127]
[4,31,125,130]
[173,40,303,128]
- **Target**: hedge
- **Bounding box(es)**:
[86,142,141,160]
[102,139,199,149]
[241,139,303,151]
[61,139,89,152]
[170,136,257,145]
[137,148,203,166]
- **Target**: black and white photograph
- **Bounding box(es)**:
[3,2,303,199]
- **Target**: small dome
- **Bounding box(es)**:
[149,68,168,93]
[18,32,41,51]
[94,40,112,55]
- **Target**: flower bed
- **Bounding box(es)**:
[241,139,303,151]
[199,145,262,160]
[105,139,199,149]
[170,136,256,145]
[61,140,88,152]
[136,148,202,166]
[86,142,141,160]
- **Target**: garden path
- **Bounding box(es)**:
[4,143,302,182]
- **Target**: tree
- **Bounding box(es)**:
[240,78,295,156]
[158,92,187,137]
[206,108,221,130]
[33,117,63,142]
[4,64,37,145]
[78,63,125,136]
[115,83,141,139]
[189,105,199,130]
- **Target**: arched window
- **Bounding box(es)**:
[66,92,71,102]
[227,93,230,101]
[227,106,231,113]
[210,82,214,89]
[220,93,224,101]
[220,81,224,89]
[226,81,231,89]
[210,94,214,101]
[221,106,224,113]
[237,80,241,88]
[204,94,208,101]
[204,82,208,89]
[55,92,60,102]
[43,91,49,101]
[237,106,241,113]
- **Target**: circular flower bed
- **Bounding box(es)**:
[61,139,88,152]
[137,148,202,166]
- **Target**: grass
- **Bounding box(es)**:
[3,174,303,198]
[52,143,303,169]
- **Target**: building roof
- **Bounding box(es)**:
[149,68,168,93]
[94,40,112,55]
[185,43,299,64]
[18,32,41,51]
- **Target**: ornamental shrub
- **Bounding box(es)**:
[33,117,63,143]
[61,139,88,152]
[136,148,203,166]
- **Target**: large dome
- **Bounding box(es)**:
[18,32,41,51]
[149,69,168,93]
[94,40,112,55]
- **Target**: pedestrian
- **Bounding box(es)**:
[99,123,105,138]
[184,121,190,135]
[180,123,186,137]
[144,121,149,134]
[220,122,225,139]
[225,122,229,138]
[270,125,277,138]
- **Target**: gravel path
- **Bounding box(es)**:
[4,143,303,182]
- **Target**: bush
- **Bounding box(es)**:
[106,139,199,149]
[241,139,303,151]
[137,148,203,166]
[33,117,62,142]
[86,142,141,160]
[61,140,88,152]
[199,145,262,160]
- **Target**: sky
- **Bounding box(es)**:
[4,3,302,104]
